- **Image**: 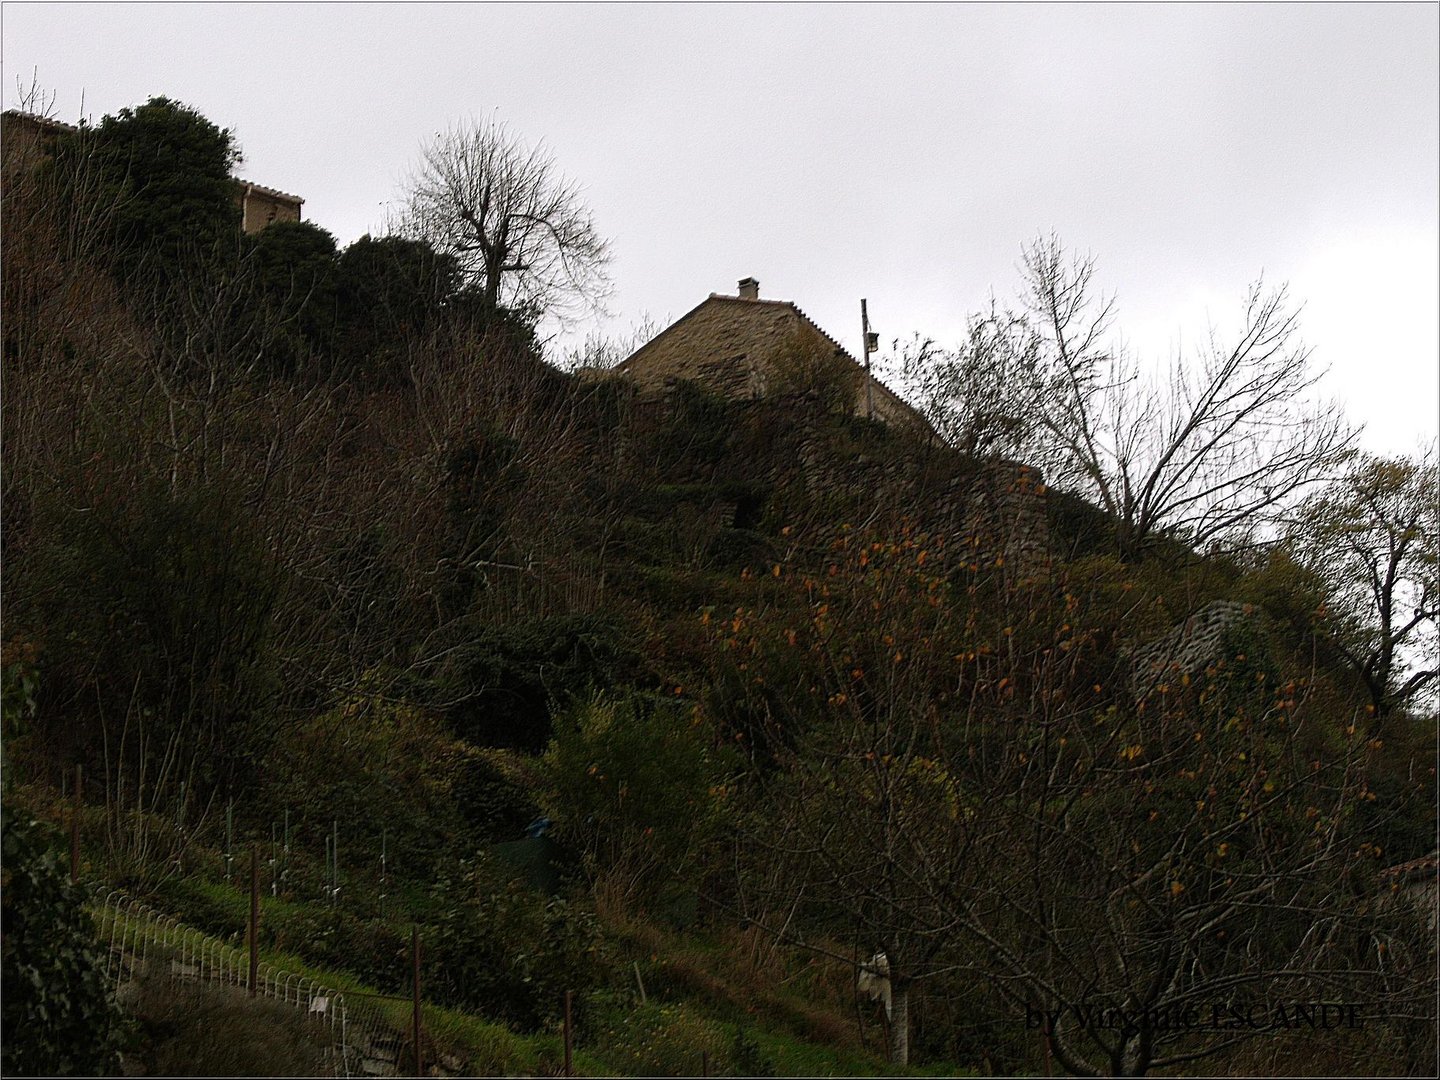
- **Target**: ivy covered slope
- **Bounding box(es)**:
[2,96,1435,1077]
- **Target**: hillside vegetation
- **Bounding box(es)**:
[2,98,1435,1077]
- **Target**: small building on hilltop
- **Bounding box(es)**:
[593,277,1052,583]
[611,278,929,432]
[2,109,303,234]
[233,178,303,233]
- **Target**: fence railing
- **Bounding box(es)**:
[90,890,418,1078]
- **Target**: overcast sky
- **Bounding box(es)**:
[4,2,1436,454]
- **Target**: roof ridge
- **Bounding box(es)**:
[234,176,304,205]
[2,109,80,134]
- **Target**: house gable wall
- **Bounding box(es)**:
[234,183,304,234]
[616,295,928,433]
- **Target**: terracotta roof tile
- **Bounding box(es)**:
[2,109,79,134]
[234,177,304,206]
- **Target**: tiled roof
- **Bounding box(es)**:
[2,109,79,134]
[234,177,304,206]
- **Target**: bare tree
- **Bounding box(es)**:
[1025,235,1358,557]
[558,312,663,373]
[1284,447,1438,722]
[913,236,1357,558]
[711,521,976,1066]
[398,116,612,326]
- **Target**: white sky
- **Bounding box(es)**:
[3,1,1436,455]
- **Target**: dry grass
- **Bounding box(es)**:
[607,912,864,1052]
[122,968,329,1077]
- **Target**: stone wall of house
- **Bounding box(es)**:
[619,299,811,397]
[1125,600,1261,698]
[622,381,1052,585]
[235,183,303,234]
[611,296,928,433]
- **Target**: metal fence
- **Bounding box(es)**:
[90,890,419,1077]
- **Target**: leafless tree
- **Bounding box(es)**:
[558,312,663,373]
[911,236,1357,558]
[398,115,612,326]
[1022,235,1357,557]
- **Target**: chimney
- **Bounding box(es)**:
[737,277,759,300]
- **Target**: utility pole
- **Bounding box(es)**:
[861,298,875,420]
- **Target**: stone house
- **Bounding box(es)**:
[596,278,1052,582]
[610,278,930,432]
[2,109,302,234]
[233,179,303,233]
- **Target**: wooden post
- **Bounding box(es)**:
[563,989,574,1077]
[248,847,259,997]
[701,1050,709,1077]
[69,764,82,884]
[412,925,423,1077]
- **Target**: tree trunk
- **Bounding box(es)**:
[889,981,910,1066]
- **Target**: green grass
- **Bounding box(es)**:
[94,886,977,1076]
[85,815,980,1077]
[95,898,595,1076]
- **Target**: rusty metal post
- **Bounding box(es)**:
[248,846,259,997]
[69,764,82,884]
[563,989,574,1077]
[412,924,424,1077]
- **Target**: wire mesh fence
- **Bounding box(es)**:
[90,890,423,1077]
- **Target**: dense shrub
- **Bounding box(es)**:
[19,477,281,788]
[251,219,340,369]
[424,862,611,1031]
[334,234,460,378]
[440,614,631,753]
[65,96,241,282]
[541,694,731,908]
[654,380,733,471]
[453,753,542,845]
[1,800,126,1076]
[260,687,479,877]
